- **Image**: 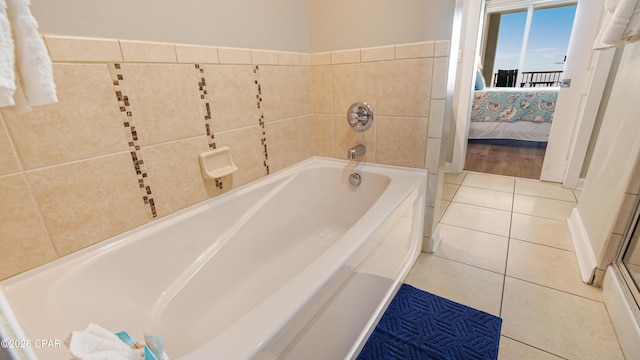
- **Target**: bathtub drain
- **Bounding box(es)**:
[349,172,362,186]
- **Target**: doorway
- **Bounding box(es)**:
[463,1,577,179]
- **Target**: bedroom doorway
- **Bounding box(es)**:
[463,1,577,179]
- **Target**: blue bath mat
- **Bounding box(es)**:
[357,284,502,360]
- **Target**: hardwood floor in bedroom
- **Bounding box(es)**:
[464,139,546,179]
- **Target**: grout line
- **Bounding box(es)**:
[509,237,576,253]
[0,113,59,257]
[500,335,570,359]
[499,181,516,317]
[504,275,604,303]
[430,252,506,277]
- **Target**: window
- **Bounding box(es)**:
[482,2,577,88]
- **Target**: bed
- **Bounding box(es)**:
[469,87,559,142]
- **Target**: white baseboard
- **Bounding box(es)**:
[567,207,598,283]
[603,267,640,359]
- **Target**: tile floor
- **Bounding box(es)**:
[406,171,625,359]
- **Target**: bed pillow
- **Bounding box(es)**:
[475,69,486,90]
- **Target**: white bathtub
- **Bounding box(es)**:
[0,157,427,360]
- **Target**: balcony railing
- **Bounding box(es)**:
[492,70,563,88]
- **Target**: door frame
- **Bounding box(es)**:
[450,0,613,188]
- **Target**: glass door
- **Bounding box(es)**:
[618,201,640,309]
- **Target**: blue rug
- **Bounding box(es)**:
[357,284,502,360]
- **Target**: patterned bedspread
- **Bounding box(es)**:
[471,88,559,123]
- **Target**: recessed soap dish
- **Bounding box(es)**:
[198,146,238,179]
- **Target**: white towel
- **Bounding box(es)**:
[0,0,57,111]
[595,0,640,49]
[66,323,143,360]
[6,0,56,109]
[0,0,15,107]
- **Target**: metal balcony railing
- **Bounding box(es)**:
[492,70,563,88]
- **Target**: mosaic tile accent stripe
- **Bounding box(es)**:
[194,64,223,190]
[254,65,270,175]
[194,64,216,150]
[108,63,158,218]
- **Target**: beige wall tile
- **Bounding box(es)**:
[175,44,219,64]
[333,114,376,163]
[375,116,427,168]
[204,65,259,132]
[434,40,451,57]
[300,54,311,66]
[258,65,297,122]
[0,174,57,280]
[295,66,313,116]
[428,99,445,138]
[431,56,449,99]
[265,118,301,173]
[331,49,361,64]
[332,62,378,115]
[218,47,252,64]
[313,114,334,157]
[361,46,395,62]
[396,41,434,59]
[311,65,333,114]
[297,115,315,160]
[28,153,150,256]
[121,64,204,146]
[251,50,279,65]
[0,117,19,175]
[425,138,441,173]
[310,52,331,65]
[215,126,267,188]
[119,40,177,63]
[279,52,302,65]
[45,35,123,62]
[142,137,211,218]
[3,64,128,169]
[378,58,432,117]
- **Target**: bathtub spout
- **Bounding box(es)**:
[348,144,366,160]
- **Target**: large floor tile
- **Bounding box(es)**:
[435,224,508,274]
[498,337,563,360]
[512,194,576,221]
[440,202,511,237]
[442,182,459,201]
[406,254,504,316]
[506,239,602,300]
[444,172,466,185]
[501,277,624,360]
[510,213,574,251]
[452,185,513,211]
[515,178,577,202]
[461,172,515,193]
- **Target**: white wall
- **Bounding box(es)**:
[577,40,640,261]
[31,0,456,53]
[30,0,311,52]
[307,0,455,52]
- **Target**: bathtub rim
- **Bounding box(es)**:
[0,156,427,288]
[0,156,428,360]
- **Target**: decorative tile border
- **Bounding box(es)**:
[195,64,216,150]
[108,63,157,218]
[194,64,223,190]
[254,65,270,175]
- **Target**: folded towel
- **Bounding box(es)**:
[66,323,143,360]
[595,0,640,49]
[6,0,56,110]
[0,0,15,107]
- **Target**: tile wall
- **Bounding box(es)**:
[310,40,450,250]
[0,35,449,280]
